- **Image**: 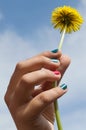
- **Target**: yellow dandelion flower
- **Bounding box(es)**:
[51,6,84,33]
[51,6,84,50]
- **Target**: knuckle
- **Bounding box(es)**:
[15,61,24,72]
[4,92,10,106]
[20,75,27,85]
[39,55,46,63]
[39,93,50,104]
[37,56,47,67]
[41,68,50,78]
[20,75,30,88]
[42,51,51,57]
[41,68,59,81]
[61,55,71,67]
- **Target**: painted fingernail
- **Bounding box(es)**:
[51,49,58,53]
[53,70,60,75]
[60,83,67,90]
[51,59,59,63]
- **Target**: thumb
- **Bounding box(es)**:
[24,84,67,119]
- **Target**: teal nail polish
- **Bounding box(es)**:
[51,59,59,63]
[60,83,67,90]
[51,49,58,53]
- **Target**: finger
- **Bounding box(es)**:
[32,81,53,97]
[14,69,61,104]
[58,54,71,76]
[21,84,67,120]
[30,54,71,97]
[56,54,71,85]
[7,51,61,92]
[16,50,61,74]
[39,50,61,59]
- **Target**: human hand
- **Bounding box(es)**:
[4,50,70,130]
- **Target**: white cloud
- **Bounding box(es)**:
[0,112,16,130]
[54,108,86,130]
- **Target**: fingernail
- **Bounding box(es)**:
[51,49,58,53]
[60,83,67,90]
[53,70,60,75]
[51,59,59,63]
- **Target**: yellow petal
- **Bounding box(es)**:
[51,6,84,33]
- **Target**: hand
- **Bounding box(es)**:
[4,50,70,130]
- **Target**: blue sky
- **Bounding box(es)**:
[0,0,86,130]
[0,0,78,35]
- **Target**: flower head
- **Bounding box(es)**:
[51,6,84,33]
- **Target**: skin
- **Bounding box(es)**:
[4,50,71,130]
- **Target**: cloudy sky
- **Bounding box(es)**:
[0,0,86,130]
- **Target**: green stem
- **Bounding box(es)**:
[54,100,63,130]
[58,26,66,50]
[53,26,67,129]
[53,82,63,130]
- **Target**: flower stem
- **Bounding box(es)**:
[58,26,66,50]
[53,26,66,129]
[54,100,63,130]
[53,82,63,130]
